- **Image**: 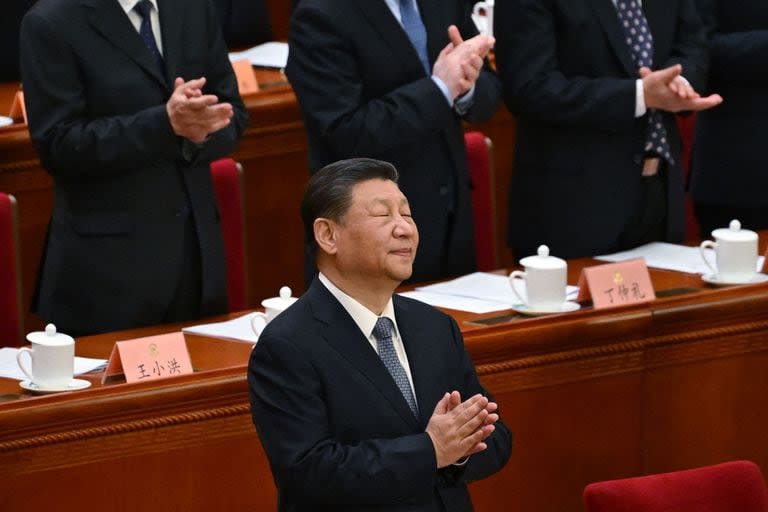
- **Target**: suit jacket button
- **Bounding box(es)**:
[439,186,449,196]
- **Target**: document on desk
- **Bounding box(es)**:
[400,272,579,313]
[596,242,765,274]
[228,42,288,69]
[183,312,259,343]
[0,347,107,381]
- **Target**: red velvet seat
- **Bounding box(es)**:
[464,131,497,271]
[584,460,768,512]
[210,159,247,312]
[0,193,23,347]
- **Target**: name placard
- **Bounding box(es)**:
[102,332,193,384]
[576,258,655,309]
[8,91,26,125]
[231,59,260,96]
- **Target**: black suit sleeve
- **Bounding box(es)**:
[494,0,637,131]
[286,4,461,159]
[443,316,512,484]
[248,332,439,506]
[695,0,768,85]
[659,0,709,91]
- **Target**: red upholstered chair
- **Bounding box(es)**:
[210,159,247,312]
[464,131,498,271]
[584,460,768,512]
[676,113,699,239]
[0,193,23,347]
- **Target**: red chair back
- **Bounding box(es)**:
[210,159,247,312]
[584,460,768,512]
[0,193,23,347]
[464,131,497,271]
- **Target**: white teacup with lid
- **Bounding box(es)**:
[509,245,567,311]
[17,323,75,389]
[699,219,758,283]
[251,286,298,336]
[472,0,495,38]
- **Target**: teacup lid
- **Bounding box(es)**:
[26,323,74,346]
[261,286,298,311]
[712,219,757,242]
[519,245,567,270]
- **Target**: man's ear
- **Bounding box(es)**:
[314,218,338,255]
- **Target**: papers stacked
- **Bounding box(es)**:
[228,42,289,69]
[182,312,260,343]
[596,242,765,274]
[398,272,579,314]
[0,347,106,381]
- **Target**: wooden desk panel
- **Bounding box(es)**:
[2,255,768,511]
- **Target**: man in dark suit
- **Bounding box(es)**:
[20,0,248,335]
[248,158,512,511]
[690,0,768,236]
[495,0,722,260]
[286,0,501,282]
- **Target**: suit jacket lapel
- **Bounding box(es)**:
[353,0,429,77]
[308,281,421,429]
[393,296,440,428]
[589,0,638,76]
[81,0,168,88]
[641,0,665,66]
[157,0,181,85]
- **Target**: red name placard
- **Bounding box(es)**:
[102,332,193,384]
[577,258,656,309]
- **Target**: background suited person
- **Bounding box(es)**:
[248,158,512,511]
[495,0,722,260]
[20,0,248,335]
[690,0,768,236]
[211,0,273,49]
[286,0,501,282]
[0,0,36,82]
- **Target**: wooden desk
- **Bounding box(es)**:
[0,76,517,336]
[1,253,767,511]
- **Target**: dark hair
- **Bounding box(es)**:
[301,158,399,249]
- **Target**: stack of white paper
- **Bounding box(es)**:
[228,42,289,69]
[596,242,765,274]
[0,347,106,381]
[183,312,260,343]
[398,272,579,314]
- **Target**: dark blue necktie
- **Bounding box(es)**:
[615,0,674,165]
[399,0,430,75]
[372,317,419,417]
[134,0,165,76]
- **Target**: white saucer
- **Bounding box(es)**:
[19,378,92,394]
[0,116,14,128]
[701,273,768,287]
[511,300,581,317]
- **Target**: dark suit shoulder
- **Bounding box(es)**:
[393,294,456,326]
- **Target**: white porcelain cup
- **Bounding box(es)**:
[16,324,75,389]
[251,286,298,336]
[699,219,758,283]
[472,0,494,38]
[509,245,567,310]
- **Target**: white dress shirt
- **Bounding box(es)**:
[117,0,163,55]
[318,273,418,403]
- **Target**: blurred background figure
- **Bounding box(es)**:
[212,0,273,49]
[0,0,37,82]
[495,0,721,260]
[690,0,768,236]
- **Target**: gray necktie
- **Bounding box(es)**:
[372,317,419,417]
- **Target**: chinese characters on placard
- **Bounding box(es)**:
[136,343,185,379]
[603,271,647,304]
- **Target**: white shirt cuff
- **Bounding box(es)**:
[635,78,646,118]
[431,75,454,107]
